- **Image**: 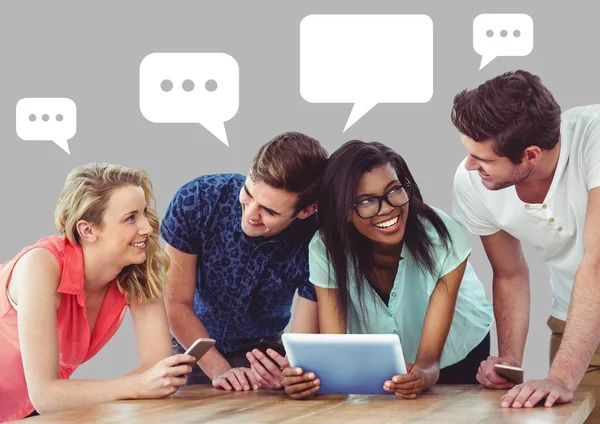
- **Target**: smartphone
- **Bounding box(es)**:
[494,364,524,384]
[177,338,215,377]
[256,339,286,369]
[257,338,286,357]
[184,338,216,361]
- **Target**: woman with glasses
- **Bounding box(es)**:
[281,140,494,400]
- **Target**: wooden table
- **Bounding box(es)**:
[21,385,596,423]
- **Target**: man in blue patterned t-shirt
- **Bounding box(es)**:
[161,132,328,391]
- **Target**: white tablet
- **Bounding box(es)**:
[282,333,407,395]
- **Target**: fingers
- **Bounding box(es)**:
[283,370,316,387]
[171,376,188,387]
[163,354,196,367]
[395,392,418,399]
[383,379,422,392]
[388,372,420,385]
[482,361,509,386]
[169,364,193,377]
[523,388,547,408]
[283,367,304,377]
[230,369,247,391]
[478,360,514,390]
[501,384,534,408]
[545,390,561,407]
[284,378,321,399]
[252,349,285,374]
[251,366,274,389]
[213,376,233,391]
[243,368,261,390]
[247,351,282,389]
[266,348,290,369]
[512,384,537,408]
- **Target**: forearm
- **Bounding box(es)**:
[549,260,600,390]
[30,376,135,414]
[493,274,530,363]
[167,303,230,379]
[290,297,319,333]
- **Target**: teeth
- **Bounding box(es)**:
[130,242,145,248]
[374,216,399,229]
[249,219,261,225]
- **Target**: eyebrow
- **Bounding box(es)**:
[356,180,401,198]
[470,153,493,162]
[122,206,147,218]
[243,184,282,216]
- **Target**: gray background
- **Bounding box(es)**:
[1,0,598,381]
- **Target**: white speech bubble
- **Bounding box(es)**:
[139,53,239,146]
[16,98,76,154]
[473,14,534,70]
[300,14,433,132]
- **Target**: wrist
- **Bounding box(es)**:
[200,352,231,380]
[415,363,440,389]
[548,366,580,392]
[118,375,140,400]
[498,351,522,365]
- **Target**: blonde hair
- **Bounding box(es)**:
[55,163,169,303]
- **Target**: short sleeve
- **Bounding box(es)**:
[297,274,317,301]
[452,161,500,236]
[432,209,473,280]
[160,180,203,254]
[582,114,600,190]
[308,232,337,289]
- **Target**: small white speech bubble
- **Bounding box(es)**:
[300,14,433,132]
[473,14,534,70]
[16,98,76,154]
[139,53,239,146]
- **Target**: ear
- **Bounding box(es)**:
[523,146,543,165]
[296,202,318,220]
[76,220,97,243]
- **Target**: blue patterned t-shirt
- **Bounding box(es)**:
[160,173,318,355]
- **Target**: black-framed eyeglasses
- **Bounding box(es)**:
[353,181,411,219]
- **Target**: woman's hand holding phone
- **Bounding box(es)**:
[131,354,196,399]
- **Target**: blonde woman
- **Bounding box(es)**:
[0,163,196,422]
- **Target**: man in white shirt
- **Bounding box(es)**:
[451,70,600,413]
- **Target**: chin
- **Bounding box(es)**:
[241,223,264,238]
[130,253,147,265]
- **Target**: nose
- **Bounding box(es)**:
[378,198,395,216]
[139,215,152,236]
[464,155,479,171]
[244,200,260,220]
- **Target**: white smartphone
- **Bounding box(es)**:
[184,338,216,360]
[494,364,524,384]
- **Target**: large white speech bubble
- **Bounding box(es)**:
[139,53,239,146]
[16,98,76,154]
[300,14,433,132]
[473,14,534,70]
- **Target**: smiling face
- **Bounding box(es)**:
[350,164,410,247]
[239,176,311,238]
[89,185,152,268]
[461,135,533,191]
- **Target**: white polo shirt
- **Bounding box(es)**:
[453,105,600,320]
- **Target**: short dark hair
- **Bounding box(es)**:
[451,70,561,164]
[250,132,329,213]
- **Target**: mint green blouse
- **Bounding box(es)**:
[309,206,493,368]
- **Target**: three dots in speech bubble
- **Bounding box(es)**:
[15,13,533,154]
